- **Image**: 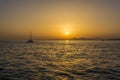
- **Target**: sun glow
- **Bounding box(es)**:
[66,32,69,35]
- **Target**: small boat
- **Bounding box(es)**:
[27,39,34,43]
[102,39,105,41]
[27,29,34,43]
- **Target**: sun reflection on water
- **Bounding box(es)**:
[65,40,69,44]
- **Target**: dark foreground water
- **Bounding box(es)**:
[0,40,120,80]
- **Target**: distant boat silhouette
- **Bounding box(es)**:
[27,29,34,43]
[102,39,105,41]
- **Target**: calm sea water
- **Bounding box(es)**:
[0,40,120,80]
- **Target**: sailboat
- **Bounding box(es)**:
[27,29,34,43]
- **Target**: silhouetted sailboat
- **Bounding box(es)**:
[27,29,34,43]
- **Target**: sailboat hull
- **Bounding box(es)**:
[27,40,34,43]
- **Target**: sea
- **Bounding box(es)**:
[0,40,120,80]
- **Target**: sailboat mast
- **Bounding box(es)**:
[27,28,34,43]
[29,29,32,40]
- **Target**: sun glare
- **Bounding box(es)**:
[66,32,69,35]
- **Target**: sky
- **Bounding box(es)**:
[0,0,120,40]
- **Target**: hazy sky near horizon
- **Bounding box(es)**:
[0,0,120,40]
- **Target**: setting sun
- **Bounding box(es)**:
[0,0,120,80]
[66,32,69,35]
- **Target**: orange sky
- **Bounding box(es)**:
[0,0,120,40]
